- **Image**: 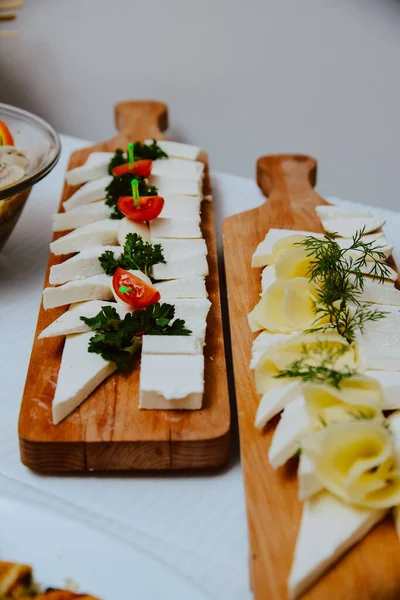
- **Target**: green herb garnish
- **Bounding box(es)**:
[108,140,168,174]
[298,229,389,341]
[100,233,165,277]
[81,304,191,370]
[105,174,158,219]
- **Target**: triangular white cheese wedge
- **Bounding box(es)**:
[316,205,372,220]
[357,280,400,306]
[255,381,301,429]
[367,371,400,410]
[52,201,112,232]
[145,139,201,161]
[43,274,113,309]
[63,175,112,209]
[50,220,120,256]
[65,163,110,187]
[84,152,114,166]
[151,157,204,179]
[298,453,323,500]
[49,246,122,285]
[117,218,150,246]
[359,329,400,372]
[150,175,202,197]
[321,216,385,238]
[53,332,117,424]
[289,492,386,599]
[268,397,309,469]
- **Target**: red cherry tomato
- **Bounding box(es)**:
[112,267,160,309]
[0,120,14,146]
[117,195,164,222]
[111,159,152,178]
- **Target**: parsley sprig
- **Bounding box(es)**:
[99,233,165,277]
[105,174,158,219]
[298,229,389,341]
[108,141,168,174]
[275,343,357,388]
[81,304,191,370]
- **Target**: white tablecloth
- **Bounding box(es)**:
[1,135,399,600]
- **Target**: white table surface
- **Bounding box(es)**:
[1,135,399,600]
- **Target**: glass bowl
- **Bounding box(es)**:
[0,103,61,249]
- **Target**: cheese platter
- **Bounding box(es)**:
[223,154,400,599]
[18,100,230,472]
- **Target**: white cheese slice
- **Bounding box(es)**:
[260,265,277,295]
[150,175,202,197]
[117,218,150,245]
[268,396,309,469]
[315,205,372,220]
[321,216,385,238]
[250,331,295,369]
[63,175,112,211]
[161,195,201,219]
[151,238,208,280]
[297,453,324,500]
[357,279,400,306]
[167,298,211,321]
[154,277,207,298]
[52,201,112,232]
[84,151,114,166]
[145,139,201,161]
[49,246,122,285]
[358,329,400,371]
[139,353,204,409]
[255,381,301,429]
[150,217,201,239]
[151,157,204,179]
[43,274,113,309]
[367,370,400,410]
[39,300,130,338]
[387,411,400,466]
[65,163,110,187]
[50,220,120,256]
[52,331,116,424]
[289,492,386,599]
[142,335,202,355]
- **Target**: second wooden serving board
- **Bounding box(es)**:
[18,100,230,473]
[223,154,400,600]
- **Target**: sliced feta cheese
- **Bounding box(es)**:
[316,204,372,220]
[155,277,207,298]
[63,175,112,211]
[43,274,113,309]
[65,163,110,187]
[255,381,301,429]
[150,175,202,197]
[358,329,400,371]
[52,201,112,232]
[151,158,204,179]
[289,492,386,600]
[150,217,201,239]
[50,220,120,256]
[84,151,114,166]
[169,298,211,321]
[139,353,204,409]
[49,246,122,285]
[52,331,116,424]
[321,216,385,238]
[145,139,201,161]
[367,371,400,410]
[39,300,129,338]
[268,396,309,469]
[151,238,208,280]
[260,265,276,295]
[298,453,324,500]
[250,331,295,369]
[117,217,150,246]
[142,335,202,355]
[184,319,207,345]
[161,195,201,220]
[357,279,400,306]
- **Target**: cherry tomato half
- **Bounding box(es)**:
[112,267,160,309]
[0,120,14,146]
[111,159,152,178]
[117,195,164,222]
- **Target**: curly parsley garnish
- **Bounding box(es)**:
[298,229,389,342]
[108,141,168,174]
[105,174,158,219]
[99,233,165,277]
[81,304,191,370]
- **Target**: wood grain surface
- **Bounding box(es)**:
[18,101,230,472]
[223,154,400,600]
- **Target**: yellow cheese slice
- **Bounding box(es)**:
[274,247,313,280]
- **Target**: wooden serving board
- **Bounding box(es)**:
[18,100,230,472]
[223,154,400,600]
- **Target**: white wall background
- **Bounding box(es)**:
[1,0,400,209]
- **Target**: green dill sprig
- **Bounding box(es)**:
[297,229,389,341]
[99,233,165,277]
[81,304,191,370]
[275,343,357,388]
[105,174,158,219]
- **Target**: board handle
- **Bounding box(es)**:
[257,154,317,201]
[114,100,168,142]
